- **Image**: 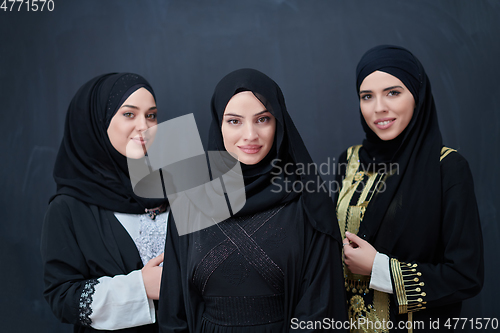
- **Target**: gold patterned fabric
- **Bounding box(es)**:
[337,145,390,333]
[337,146,456,332]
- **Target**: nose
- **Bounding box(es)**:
[135,116,149,132]
[242,123,258,141]
[374,97,388,113]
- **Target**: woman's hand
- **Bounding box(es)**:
[343,231,377,276]
[141,253,164,300]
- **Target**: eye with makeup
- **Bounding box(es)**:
[121,111,157,120]
[387,90,401,97]
[257,116,271,123]
[226,118,241,125]
[360,93,372,100]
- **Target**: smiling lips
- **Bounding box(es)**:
[132,136,148,146]
[375,118,396,129]
[238,145,262,154]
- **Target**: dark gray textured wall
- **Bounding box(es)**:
[1,1,498,332]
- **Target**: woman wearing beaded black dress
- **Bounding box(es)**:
[158,68,348,332]
[336,45,484,332]
[41,73,169,332]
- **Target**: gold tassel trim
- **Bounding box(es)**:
[391,259,427,314]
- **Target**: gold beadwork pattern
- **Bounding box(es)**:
[390,259,427,315]
[338,145,390,333]
[345,269,371,294]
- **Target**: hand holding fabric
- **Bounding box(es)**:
[343,231,377,276]
[141,252,163,300]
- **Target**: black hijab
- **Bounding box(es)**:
[52,73,166,213]
[208,68,340,240]
[355,45,443,251]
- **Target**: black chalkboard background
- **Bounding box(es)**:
[1,1,498,332]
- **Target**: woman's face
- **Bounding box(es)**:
[359,71,415,141]
[107,87,158,158]
[221,91,276,165]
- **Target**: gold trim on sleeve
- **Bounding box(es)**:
[390,259,427,315]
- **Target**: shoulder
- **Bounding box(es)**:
[48,194,90,213]
[45,195,94,225]
[439,147,475,191]
[50,194,85,206]
[439,147,472,174]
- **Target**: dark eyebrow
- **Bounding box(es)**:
[120,104,139,110]
[223,110,269,118]
[359,86,404,95]
[253,110,269,116]
[383,85,404,92]
[224,113,243,118]
[120,105,157,110]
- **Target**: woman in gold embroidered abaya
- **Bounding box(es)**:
[336,45,484,332]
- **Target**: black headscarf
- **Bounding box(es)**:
[52,73,166,213]
[208,68,340,240]
[355,45,443,252]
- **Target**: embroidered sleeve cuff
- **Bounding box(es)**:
[390,258,427,314]
[89,270,155,330]
[78,279,99,327]
[369,252,393,294]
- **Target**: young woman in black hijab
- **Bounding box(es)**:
[41,73,169,332]
[159,68,347,332]
[336,45,484,332]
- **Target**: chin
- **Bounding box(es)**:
[374,130,398,141]
[240,159,259,165]
[124,148,147,159]
[240,155,264,165]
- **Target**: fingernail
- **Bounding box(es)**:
[346,231,351,235]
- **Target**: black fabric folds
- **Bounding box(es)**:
[336,45,483,329]
[158,68,348,333]
[354,46,443,249]
[41,195,156,332]
[43,73,164,332]
[52,73,165,213]
[208,68,340,240]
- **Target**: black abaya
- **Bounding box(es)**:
[42,73,167,332]
[158,69,347,332]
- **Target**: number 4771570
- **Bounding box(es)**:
[444,318,498,330]
[1,0,55,12]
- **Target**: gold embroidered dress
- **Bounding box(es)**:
[337,145,464,333]
[342,44,483,332]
